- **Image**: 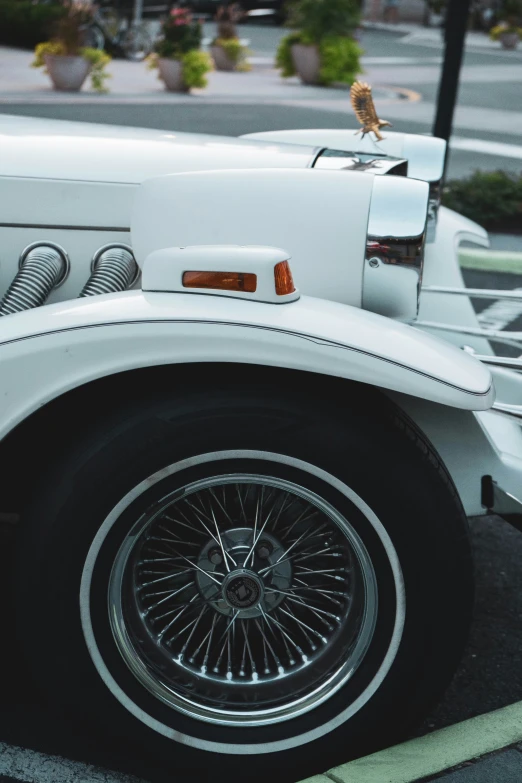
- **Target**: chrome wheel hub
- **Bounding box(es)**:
[196,526,291,619]
[109,473,378,726]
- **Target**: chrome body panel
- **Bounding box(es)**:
[363,177,429,321]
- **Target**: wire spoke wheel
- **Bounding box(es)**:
[110,474,378,726]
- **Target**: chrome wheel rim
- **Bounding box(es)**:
[109,473,378,727]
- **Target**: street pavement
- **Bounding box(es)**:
[1,19,522,783]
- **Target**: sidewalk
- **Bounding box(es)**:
[362,19,511,52]
[301,701,522,783]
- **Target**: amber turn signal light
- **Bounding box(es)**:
[274,260,295,296]
[182,270,257,293]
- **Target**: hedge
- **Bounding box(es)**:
[0,0,66,49]
[443,170,522,234]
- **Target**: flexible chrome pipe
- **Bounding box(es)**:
[79,244,138,298]
[0,243,68,316]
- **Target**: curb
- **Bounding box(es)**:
[459,248,522,274]
[299,700,522,783]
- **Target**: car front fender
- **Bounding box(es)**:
[0,289,493,441]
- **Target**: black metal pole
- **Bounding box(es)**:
[433,0,473,143]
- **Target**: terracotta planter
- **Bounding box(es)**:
[157,57,189,92]
[210,44,236,72]
[500,32,520,49]
[290,43,321,85]
[44,55,91,92]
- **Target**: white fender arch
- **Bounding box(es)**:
[0,286,493,443]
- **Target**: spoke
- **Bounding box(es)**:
[279,605,327,644]
[236,483,248,525]
[169,548,224,585]
[270,493,300,530]
[143,581,194,615]
[180,605,208,656]
[294,566,348,581]
[202,613,219,671]
[260,605,303,661]
[261,523,328,574]
[254,617,282,673]
[183,497,237,570]
[208,500,232,574]
[243,486,265,568]
[157,524,200,547]
[278,508,320,541]
[160,514,207,538]
[287,584,345,606]
[157,593,200,642]
[154,595,212,622]
[208,486,235,527]
[240,619,256,677]
[293,548,343,563]
[285,595,340,627]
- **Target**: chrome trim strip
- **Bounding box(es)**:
[416,320,522,348]
[422,286,522,302]
[0,222,130,232]
[0,317,492,398]
[473,355,522,371]
[491,402,522,421]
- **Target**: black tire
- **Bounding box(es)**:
[13,378,473,778]
[80,24,105,50]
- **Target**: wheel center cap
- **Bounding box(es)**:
[222,570,263,610]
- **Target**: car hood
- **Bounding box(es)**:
[0,115,318,184]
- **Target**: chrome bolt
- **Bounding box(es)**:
[209,548,223,565]
[368,257,380,268]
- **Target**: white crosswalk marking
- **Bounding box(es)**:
[477,288,522,331]
[451,137,522,160]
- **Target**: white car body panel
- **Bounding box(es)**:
[0,116,316,304]
[0,289,493,444]
[132,168,376,309]
[0,115,318,184]
[1,113,520,523]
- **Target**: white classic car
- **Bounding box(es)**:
[1,113,520,776]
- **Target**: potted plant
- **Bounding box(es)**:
[32,0,111,93]
[276,0,362,87]
[490,0,522,49]
[147,7,212,92]
[210,4,251,72]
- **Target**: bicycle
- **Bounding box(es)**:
[81,3,154,61]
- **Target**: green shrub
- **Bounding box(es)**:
[442,170,522,231]
[286,0,360,41]
[181,50,213,88]
[276,0,361,85]
[276,31,361,84]
[0,0,66,49]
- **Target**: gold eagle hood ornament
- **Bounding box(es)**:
[350,81,392,142]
